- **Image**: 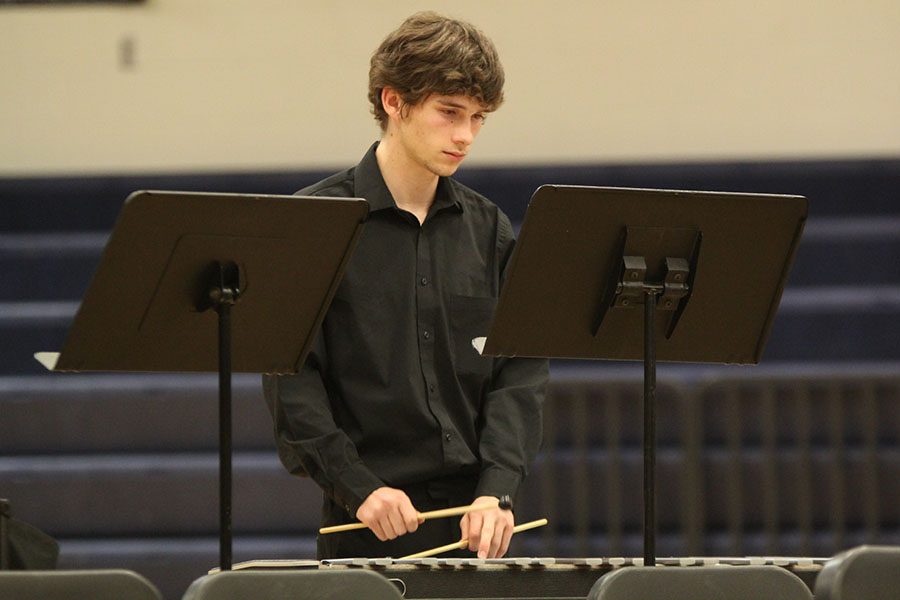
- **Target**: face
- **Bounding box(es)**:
[385,91,489,178]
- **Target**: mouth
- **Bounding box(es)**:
[443,151,467,161]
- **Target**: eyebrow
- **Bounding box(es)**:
[437,100,468,109]
[435,98,487,112]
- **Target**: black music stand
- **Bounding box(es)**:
[483,185,807,565]
[34,190,368,572]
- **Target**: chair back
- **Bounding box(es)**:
[588,565,813,600]
[182,569,404,600]
[0,569,162,600]
[815,545,900,600]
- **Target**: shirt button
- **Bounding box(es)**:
[423,330,430,339]
[429,384,435,393]
[420,277,428,286]
[444,432,452,441]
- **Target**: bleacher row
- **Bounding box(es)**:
[1,158,899,599]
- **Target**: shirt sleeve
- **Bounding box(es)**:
[474,213,550,501]
[262,335,385,516]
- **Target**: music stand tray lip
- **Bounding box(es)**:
[125,188,372,213]
[129,188,367,198]
[536,183,808,202]
[34,189,369,374]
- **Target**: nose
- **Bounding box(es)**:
[452,121,475,146]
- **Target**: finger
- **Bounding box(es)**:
[488,520,506,558]
[477,520,495,559]
[466,512,484,552]
[483,515,504,558]
[400,501,420,533]
[369,520,388,542]
[358,509,388,542]
[382,512,401,540]
[387,508,407,538]
[498,521,514,558]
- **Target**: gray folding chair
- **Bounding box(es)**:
[0,569,162,600]
[183,570,404,600]
[589,565,813,600]
[815,545,900,600]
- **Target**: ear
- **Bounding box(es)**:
[381,87,403,120]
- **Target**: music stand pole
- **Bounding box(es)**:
[642,292,657,566]
[215,281,235,571]
[217,302,233,570]
[202,261,243,571]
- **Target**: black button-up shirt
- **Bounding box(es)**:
[264,143,548,515]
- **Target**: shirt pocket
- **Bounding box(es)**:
[449,294,496,376]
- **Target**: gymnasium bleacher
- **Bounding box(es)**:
[1,158,899,599]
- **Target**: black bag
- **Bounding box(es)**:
[0,499,59,570]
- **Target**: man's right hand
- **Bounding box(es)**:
[355,487,421,541]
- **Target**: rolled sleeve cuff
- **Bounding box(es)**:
[332,462,385,516]
[474,466,523,502]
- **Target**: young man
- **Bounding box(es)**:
[264,11,548,560]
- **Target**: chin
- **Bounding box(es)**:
[427,163,460,178]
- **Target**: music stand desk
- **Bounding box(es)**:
[36,190,368,570]
[485,185,807,563]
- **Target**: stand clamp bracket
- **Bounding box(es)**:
[659,257,690,310]
[198,261,243,312]
[613,255,691,309]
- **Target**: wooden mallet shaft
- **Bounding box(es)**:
[318,502,496,535]
[399,518,549,559]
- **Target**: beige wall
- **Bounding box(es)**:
[1,0,899,176]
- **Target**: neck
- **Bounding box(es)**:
[375,136,439,224]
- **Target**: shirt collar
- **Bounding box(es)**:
[353,142,463,215]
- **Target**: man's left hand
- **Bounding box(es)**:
[459,495,514,559]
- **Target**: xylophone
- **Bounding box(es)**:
[232,504,826,597]
[227,556,827,599]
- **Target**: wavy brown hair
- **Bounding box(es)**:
[368,12,505,131]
